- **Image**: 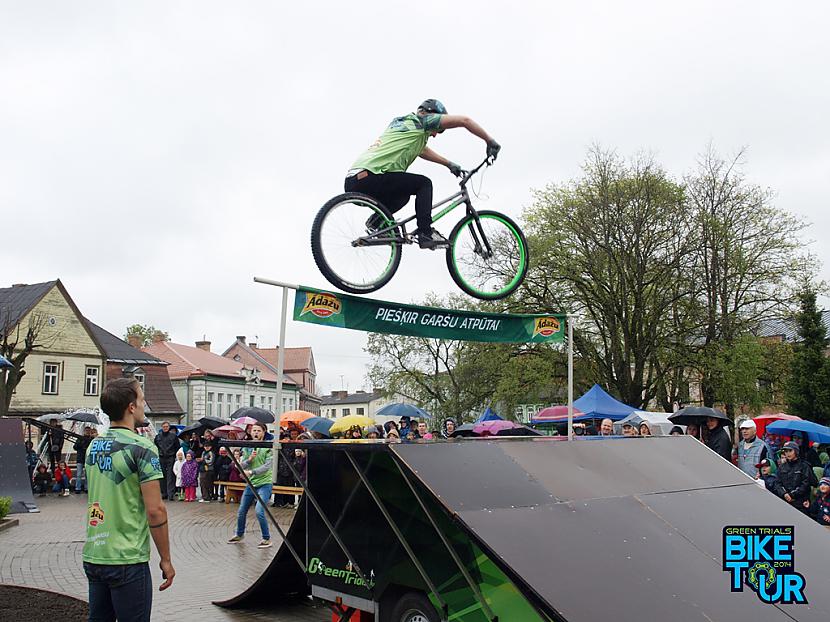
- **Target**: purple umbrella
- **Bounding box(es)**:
[473,420,520,436]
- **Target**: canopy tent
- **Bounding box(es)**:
[615,411,678,436]
[531,384,635,424]
[475,407,503,423]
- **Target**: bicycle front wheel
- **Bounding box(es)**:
[311,193,402,294]
[446,210,529,300]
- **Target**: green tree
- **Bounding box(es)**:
[785,289,830,424]
[124,324,169,347]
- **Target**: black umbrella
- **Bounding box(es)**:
[228,407,275,424]
[449,423,477,438]
[67,411,102,424]
[668,406,730,426]
[197,416,228,430]
[495,425,543,437]
[178,422,205,439]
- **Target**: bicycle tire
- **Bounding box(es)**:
[310,192,402,294]
[445,210,529,300]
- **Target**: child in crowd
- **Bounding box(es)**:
[53,461,72,496]
[227,449,244,503]
[809,477,830,526]
[33,464,52,496]
[25,441,39,488]
[199,441,216,503]
[173,448,185,501]
[180,451,199,501]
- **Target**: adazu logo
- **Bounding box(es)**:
[88,502,105,527]
[532,317,560,338]
[301,293,342,318]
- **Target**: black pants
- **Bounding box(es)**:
[159,458,176,500]
[344,171,433,233]
[200,470,215,500]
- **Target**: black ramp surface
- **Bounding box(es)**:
[0,418,37,513]
[392,437,830,622]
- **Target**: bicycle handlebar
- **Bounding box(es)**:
[459,156,494,185]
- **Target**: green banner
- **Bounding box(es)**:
[292,286,566,344]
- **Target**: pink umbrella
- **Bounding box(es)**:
[232,416,259,428]
[212,424,245,439]
[473,420,520,436]
[532,405,584,423]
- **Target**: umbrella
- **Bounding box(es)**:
[281,410,314,426]
[66,411,102,424]
[231,416,260,428]
[668,406,730,426]
[229,406,274,424]
[476,407,503,423]
[329,414,375,435]
[177,422,205,439]
[301,416,334,437]
[473,420,521,436]
[0,355,12,369]
[765,419,830,445]
[449,423,477,438]
[198,416,228,430]
[495,424,542,437]
[36,413,67,423]
[376,403,431,420]
[753,413,802,437]
[211,424,245,439]
[532,406,585,424]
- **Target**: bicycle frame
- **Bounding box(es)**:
[356,157,494,253]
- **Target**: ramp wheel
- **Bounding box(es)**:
[388,592,440,622]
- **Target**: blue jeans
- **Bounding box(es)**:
[83,561,152,622]
[76,461,86,492]
[236,483,272,539]
[52,475,70,492]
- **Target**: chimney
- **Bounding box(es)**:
[12,283,27,288]
[195,340,211,352]
[249,342,257,349]
[127,335,142,348]
[236,335,246,344]
[151,331,167,344]
[333,390,349,399]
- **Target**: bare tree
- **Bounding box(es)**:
[0,310,50,416]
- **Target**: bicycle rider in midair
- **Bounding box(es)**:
[345,99,500,249]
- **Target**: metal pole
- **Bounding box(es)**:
[273,285,289,483]
[567,314,574,442]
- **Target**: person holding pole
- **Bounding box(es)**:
[228,422,274,548]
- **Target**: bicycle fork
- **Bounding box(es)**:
[465,205,494,259]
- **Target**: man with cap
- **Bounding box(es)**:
[398,416,412,439]
[808,477,830,525]
[772,441,813,513]
[736,419,769,478]
[755,458,778,493]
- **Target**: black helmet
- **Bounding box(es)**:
[417,99,447,114]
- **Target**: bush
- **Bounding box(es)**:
[0,496,11,520]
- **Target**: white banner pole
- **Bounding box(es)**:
[567,314,574,442]
[272,285,289,483]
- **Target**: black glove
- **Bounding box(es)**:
[486,139,501,160]
[448,162,462,177]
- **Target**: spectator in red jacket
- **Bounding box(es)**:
[53,461,72,496]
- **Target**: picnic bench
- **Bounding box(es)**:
[214,481,304,504]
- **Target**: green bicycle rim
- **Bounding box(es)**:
[451,213,527,299]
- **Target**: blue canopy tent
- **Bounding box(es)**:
[475,407,503,423]
[0,355,12,369]
[532,384,635,424]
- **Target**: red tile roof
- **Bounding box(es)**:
[143,341,283,383]
[252,346,313,372]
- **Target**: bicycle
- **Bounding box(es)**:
[310,157,529,300]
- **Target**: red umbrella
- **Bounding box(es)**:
[211,424,245,440]
[753,413,801,437]
[473,420,520,436]
[532,405,585,423]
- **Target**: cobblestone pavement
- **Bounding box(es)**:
[0,494,328,621]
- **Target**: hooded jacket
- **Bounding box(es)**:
[773,457,813,505]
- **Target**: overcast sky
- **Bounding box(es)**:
[2,1,828,395]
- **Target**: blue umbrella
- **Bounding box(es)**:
[765,419,830,444]
[376,403,431,420]
[301,416,334,437]
[0,355,12,369]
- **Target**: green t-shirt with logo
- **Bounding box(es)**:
[241,447,273,487]
[350,112,443,175]
[82,427,163,565]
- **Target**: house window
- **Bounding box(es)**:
[236,394,241,409]
[134,372,145,391]
[84,366,99,396]
[343,408,350,416]
[217,393,224,417]
[249,395,255,407]
[260,396,266,408]
[356,407,365,415]
[207,392,214,417]
[43,363,59,394]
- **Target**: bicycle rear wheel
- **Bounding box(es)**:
[311,192,402,294]
[446,210,529,300]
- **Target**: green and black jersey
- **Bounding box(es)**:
[82,427,163,565]
[350,112,443,175]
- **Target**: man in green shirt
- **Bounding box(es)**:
[83,377,175,621]
[346,99,500,249]
[228,421,274,548]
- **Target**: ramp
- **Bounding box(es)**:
[0,418,38,514]
[216,437,830,621]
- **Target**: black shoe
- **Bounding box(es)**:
[417,228,449,250]
[365,214,384,234]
